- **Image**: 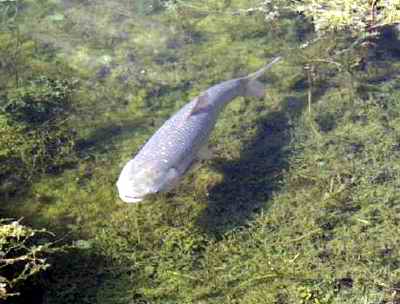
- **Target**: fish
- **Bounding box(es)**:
[117,57,282,203]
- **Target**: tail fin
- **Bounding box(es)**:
[243,56,282,99]
[247,56,282,80]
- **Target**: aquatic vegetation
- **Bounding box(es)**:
[0,77,77,195]
[1,0,400,303]
[288,0,400,35]
[0,219,55,301]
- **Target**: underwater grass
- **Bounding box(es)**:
[2,1,400,303]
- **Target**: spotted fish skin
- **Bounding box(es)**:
[117,57,281,203]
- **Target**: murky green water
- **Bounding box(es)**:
[2,1,400,303]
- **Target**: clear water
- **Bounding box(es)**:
[2,1,400,303]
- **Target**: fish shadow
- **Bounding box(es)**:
[196,96,306,235]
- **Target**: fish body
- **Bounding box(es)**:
[117,57,281,203]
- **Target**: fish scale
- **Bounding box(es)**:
[117,57,281,203]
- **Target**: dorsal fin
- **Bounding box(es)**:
[188,92,209,117]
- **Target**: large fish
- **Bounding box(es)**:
[117,57,282,203]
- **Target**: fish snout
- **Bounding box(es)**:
[116,178,147,203]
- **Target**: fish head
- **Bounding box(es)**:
[116,159,175,203]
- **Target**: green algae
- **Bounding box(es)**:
[2,0,400,303]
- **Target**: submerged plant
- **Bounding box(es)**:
[0,219,55,300]
[1,0,400,303]
[292,0,400,34]
[3,77,75,126]
[0,77,78,195]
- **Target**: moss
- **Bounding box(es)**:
[2,1,400,303]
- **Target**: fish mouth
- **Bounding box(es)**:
[120,194,143,203]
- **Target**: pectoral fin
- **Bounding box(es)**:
[157,167,181,192]
[189,92,209,116]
